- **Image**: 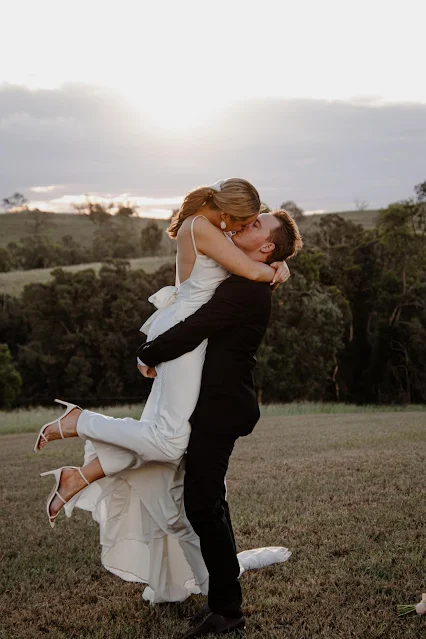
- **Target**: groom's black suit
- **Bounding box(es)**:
[137,274,272,618]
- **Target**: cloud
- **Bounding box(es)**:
[0,112,77,139]
[30,185,64,193]
[1,82,425,214]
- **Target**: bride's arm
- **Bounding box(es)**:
[193,217,276,282]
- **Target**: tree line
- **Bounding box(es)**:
[0,185,425,409]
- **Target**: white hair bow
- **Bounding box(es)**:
[210,179,225,192]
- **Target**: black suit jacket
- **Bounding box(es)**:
[137,275,272,437]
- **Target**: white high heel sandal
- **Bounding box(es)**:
[40,466,90,528]
[34,399,82,452]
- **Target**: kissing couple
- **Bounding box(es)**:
[35,177,303,638]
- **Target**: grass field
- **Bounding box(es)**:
[1,408,425,638]
[0,256,174,296]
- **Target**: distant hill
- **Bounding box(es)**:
[0,209,380,249]
[298,209,380,232]
[0,209,380,296]
[0,212,171,249]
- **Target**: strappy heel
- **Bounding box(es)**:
[34,399,82,452]
[40,466,90,528]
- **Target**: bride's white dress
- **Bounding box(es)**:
[64,216,291,603]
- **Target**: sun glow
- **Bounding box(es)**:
[26,193,184,217]
[123,86,229,130]
[2,0,425,134]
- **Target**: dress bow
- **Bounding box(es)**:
[139,285,178,335]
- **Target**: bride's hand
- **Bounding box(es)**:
[137,363,157,378]
[270,261,290,287]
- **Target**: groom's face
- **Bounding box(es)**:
[232,213,280,259]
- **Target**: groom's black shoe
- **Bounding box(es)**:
[187,603,211,627]
[181,612,245,638]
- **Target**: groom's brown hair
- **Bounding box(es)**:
[266,210,303,263]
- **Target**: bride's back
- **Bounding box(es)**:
[176,216,202,284]
[175,215,229,303]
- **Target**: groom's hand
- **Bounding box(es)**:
[137,363,157,378]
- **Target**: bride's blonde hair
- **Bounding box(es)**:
[167,177,263,238]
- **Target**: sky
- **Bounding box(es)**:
[1,0,425,216]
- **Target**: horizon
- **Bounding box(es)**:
[0,202,332,218]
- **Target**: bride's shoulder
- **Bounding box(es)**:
[179,215,218,239]
[180,214,210,229]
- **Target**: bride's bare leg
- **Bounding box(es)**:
[38,408,82,449]
[49,458,105,519]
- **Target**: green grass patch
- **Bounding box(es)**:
[1,402,424,436]
[0,403,145,435]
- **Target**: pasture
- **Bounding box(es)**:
[1,407,425,638]
[0,256,174,296]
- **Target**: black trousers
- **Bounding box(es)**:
[184,427,242,618]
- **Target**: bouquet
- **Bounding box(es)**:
[398,593,426,617]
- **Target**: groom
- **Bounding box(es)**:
[137,210,303,638]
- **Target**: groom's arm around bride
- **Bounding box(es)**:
[137,273,272,436]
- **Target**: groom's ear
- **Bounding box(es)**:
[260,241,275,255]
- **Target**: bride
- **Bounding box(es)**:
[35,177,291,602]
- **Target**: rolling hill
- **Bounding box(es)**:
[0,212,171,249]
[0,209,380,296]
[0,208,380,249]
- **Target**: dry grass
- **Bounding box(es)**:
[1,411,425,638]
[260,402,426,417]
